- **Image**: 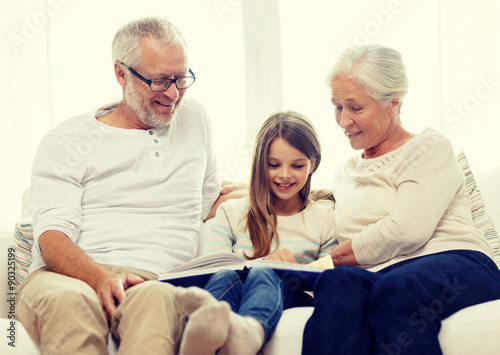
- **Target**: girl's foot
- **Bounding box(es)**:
[220,313,265,355]
[179,302,230,355]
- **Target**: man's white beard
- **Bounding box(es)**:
[124,84,182,129]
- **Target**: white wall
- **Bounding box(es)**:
[1,0,499,232]
[0,0,246,231]
[278,0,500,188]
[279,0,443,188]
[438,1,500,172]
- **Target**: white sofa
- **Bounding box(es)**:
[1,152,500,355]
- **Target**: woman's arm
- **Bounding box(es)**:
[330,240,358,266]
[351,133,463,266]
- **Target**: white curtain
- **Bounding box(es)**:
[1,0,499,231]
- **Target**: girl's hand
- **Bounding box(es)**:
[264,249,298,263]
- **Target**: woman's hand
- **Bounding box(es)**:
[264,249,298,263]
[330,240,359,267]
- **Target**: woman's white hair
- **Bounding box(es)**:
[112,17,187,67]
[327,44,408,112]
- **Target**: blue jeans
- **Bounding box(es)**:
[302,250,500,355]
[205,266,313,346]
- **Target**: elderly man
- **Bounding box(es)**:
[16,17,236,354]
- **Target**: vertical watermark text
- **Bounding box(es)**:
[6,247,16,348]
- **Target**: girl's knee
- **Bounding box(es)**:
[248,266,277,278]
[209,269,240,283]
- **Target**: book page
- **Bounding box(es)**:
[159,253,332,290]
[166,252,245,274]
[160,254,330,281]
[307,255,334,269]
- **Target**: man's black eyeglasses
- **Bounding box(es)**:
[121,62,196,92]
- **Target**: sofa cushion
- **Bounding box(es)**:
[476,167,500,233]
[263,307,314,354]
[457,151,500,268]
[13,218,33,286]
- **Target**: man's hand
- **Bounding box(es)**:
[38,230,145,321]
[93,270,145,321]
[220,181,249,196]
[264,249,298,263]
[206,181,249,220]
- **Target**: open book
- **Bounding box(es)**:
[159,252,333,290]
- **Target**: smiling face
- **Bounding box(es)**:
[331,78,401,158]
[267,137,315,214]
[122,37,189,129]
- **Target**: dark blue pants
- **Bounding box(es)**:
[205,266,313,346]
[302,250,500,355]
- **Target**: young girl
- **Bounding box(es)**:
[175,111,337,355]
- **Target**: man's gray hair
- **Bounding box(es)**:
[112,17,187,67]
[327,44,409,112]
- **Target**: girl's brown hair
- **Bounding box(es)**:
[245,111,321,259]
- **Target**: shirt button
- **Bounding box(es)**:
[155,152,160,157]
[149,131,153,135]
[154,139,158,143]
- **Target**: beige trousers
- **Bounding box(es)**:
[16,264,185,355]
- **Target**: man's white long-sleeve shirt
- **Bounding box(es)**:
[29,97,221,275]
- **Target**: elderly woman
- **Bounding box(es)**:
[302,44,500,355]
